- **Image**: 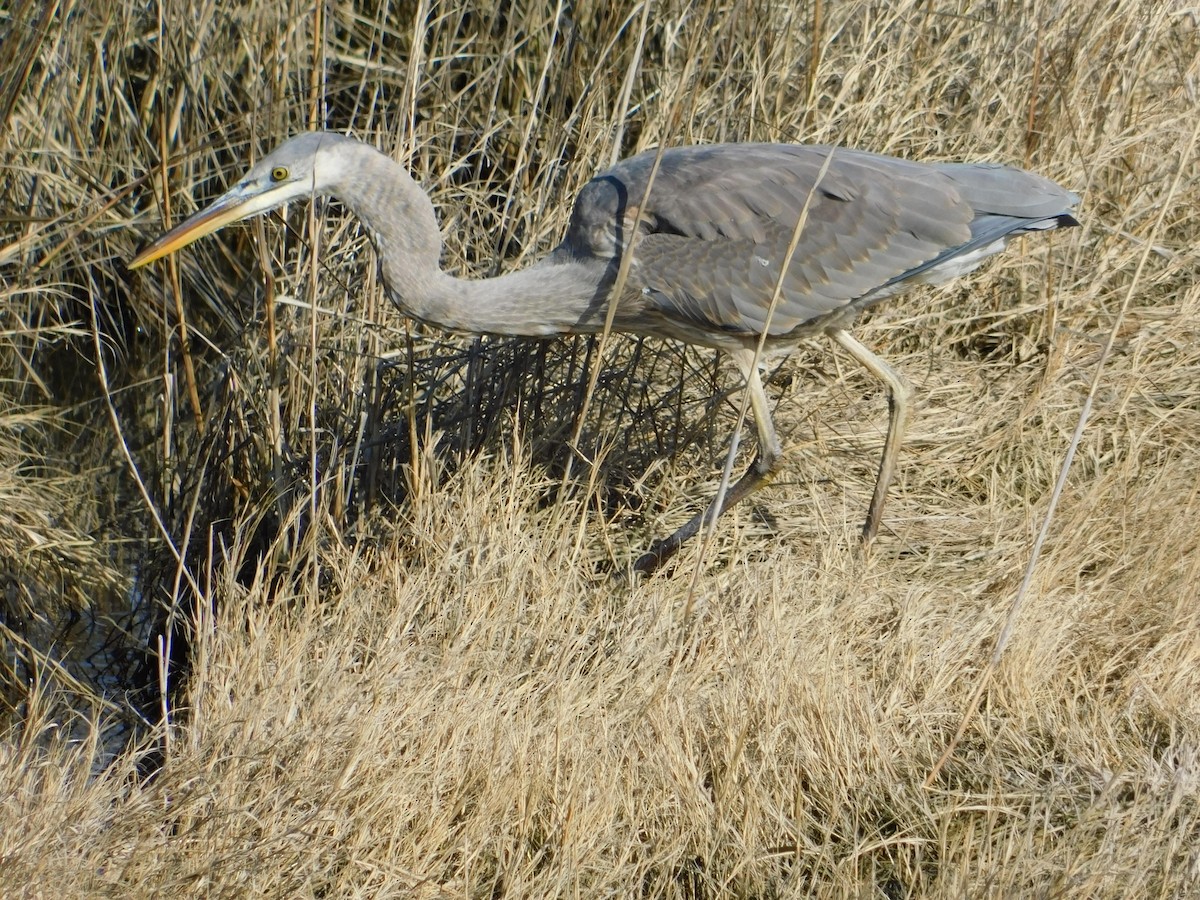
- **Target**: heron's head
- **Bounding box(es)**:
[128,132,353,269]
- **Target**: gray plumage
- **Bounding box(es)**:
[129,132,1079,574]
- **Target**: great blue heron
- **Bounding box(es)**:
[129,132,1078,574]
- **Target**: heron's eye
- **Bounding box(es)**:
[270,166,289,182]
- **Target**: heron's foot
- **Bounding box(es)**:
[632,542,671,577]
[628,451,778,578]
[631,515,704,576]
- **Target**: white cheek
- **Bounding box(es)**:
[313,148,353,190]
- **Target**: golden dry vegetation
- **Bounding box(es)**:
[2,0,1199,896]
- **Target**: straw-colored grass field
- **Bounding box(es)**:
[3,0,1198,895]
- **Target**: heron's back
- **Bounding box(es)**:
[557,143,1078,348]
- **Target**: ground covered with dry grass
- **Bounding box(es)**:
[2,0,1199,896]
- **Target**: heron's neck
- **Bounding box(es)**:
[332,142,611,337]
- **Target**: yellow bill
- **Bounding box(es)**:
[128,180,292,270]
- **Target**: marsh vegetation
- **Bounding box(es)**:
[2,0,1198,895]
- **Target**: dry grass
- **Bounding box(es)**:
[2,0,1199,895]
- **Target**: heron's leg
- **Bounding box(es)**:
[828,328,913,542]
[634,354,782,575]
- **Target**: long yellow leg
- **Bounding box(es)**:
[634,350,781,575]
[828,328,913,541]
[632,330,911,575]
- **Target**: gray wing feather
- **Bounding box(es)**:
[561,144,1077,340]
[931,162,1080,218]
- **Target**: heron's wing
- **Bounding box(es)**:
[563,144,1070,338]
[930,161,1080,218]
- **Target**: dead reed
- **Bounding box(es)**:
[1,0,1198,896]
